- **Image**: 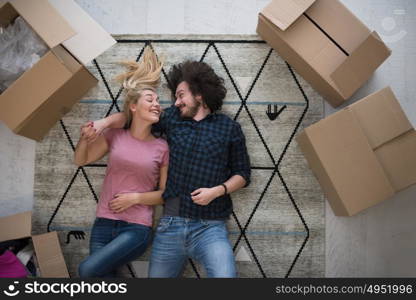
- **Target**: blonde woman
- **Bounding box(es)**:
[74,47,168,278]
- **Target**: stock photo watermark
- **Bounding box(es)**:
[2,280,127,297]
[379,9,407,43]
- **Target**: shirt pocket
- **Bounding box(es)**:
[170,127,192,146]
[201,136,227,160]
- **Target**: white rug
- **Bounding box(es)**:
[33,35,325,278]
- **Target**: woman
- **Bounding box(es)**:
[74,47,168,278]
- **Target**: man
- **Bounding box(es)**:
[92,61,251,277]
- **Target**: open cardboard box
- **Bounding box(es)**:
[0,0,116,141]
[0,211,69,277]
[257,0,391,107]
[297,87,416,216]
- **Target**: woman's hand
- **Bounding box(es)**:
[191,186,223,206]
[109,193,140,213]
[80,118,107,143]
[79,122,96,144]
[91,118,108,136]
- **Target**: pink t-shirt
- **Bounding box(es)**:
[96,128,169,227]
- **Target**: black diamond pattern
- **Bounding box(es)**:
[46,38,311,278]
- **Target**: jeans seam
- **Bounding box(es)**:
[156,217,173,232]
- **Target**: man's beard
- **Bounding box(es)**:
[180,100,201,118]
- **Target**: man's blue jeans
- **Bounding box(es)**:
[78,217,151,278]
[148,216,236,278]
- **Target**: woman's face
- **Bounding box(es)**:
[131,89,161,124]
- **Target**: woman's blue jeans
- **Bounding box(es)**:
[148,216,236,278]
[78,217,151,278]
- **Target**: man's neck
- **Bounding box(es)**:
[193,106,212,122]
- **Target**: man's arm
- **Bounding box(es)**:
[191,175,246,206]
[95,113,126,131]
[80,113,127,144]
[74,123,109,166]
[87,106,173,143]
[191,122,251,206]
[227,122,251,187]
[219,174,246,195]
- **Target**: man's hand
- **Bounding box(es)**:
[109,193,140,213]
[191,186,223,206]
[80,122,96,144]
[81,118,108,144]
[91,118,108,136]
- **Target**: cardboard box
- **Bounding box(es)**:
[257,0,391,107]
[0,0,116,141]
[297,87,416,216]
[0,211,69,277]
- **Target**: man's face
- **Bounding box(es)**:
[174,81,201,118]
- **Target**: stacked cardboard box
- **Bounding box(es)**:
[257,0,391,107]
[0,0,116,141]
[297,87,416,216]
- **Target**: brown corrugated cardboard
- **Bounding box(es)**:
[257,0,391,107]
[375,130,416,192]
[261,0,315,31]
[0,1,18,27]
[305,0,370,53]
[1,51,76,132]
[32,232,69,278]
[49,0,117,65]
[0,211,32,243]
[297,87,416,216]
[9,0,75,48]
[5,46,97,141]
[330,32,392,98]
[0,212,69,277]
[349,86,413,149]
[0,0,115,141]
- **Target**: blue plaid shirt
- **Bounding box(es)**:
[155,106,251,219]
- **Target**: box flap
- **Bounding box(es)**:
[17,65,98,141]
[330,31,391,99]
[350,87,412,149]
[0,211,32,242]
[297,130,348,215]
[261,0,316,31]
[305,109,394,216]
[375,130,416,192]
[257,13,347,107]
[304,0,371,54]
[48,0,116,65]
[32,232,69,278]
[9,0,76,48]
[0,51,74,131]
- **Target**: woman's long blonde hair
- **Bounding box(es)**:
[115,46,163,128]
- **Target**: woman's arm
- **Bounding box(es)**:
[81,113,127,144]
[109,165,168,213]
[137,164,168,205]
[74,123,109,166]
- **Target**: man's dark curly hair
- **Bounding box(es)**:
[168,61,226,112]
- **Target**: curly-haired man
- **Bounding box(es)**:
[92,61,251,278]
